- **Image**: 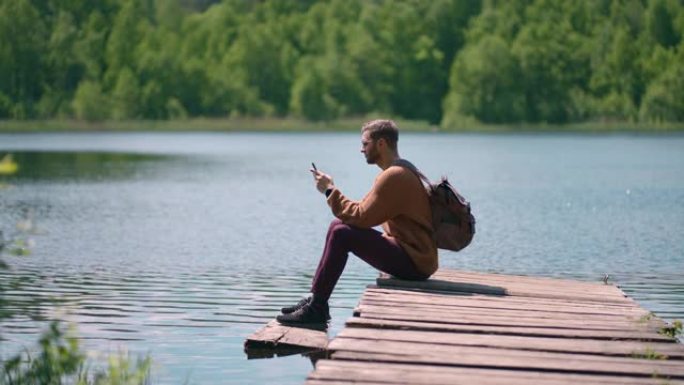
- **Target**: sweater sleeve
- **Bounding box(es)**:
[326,168,404,228]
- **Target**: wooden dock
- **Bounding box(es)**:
[304,269,684,385]
[244,320,328,359]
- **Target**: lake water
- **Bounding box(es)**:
[1,132,683,384]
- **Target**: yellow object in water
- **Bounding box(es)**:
[0,154,19,175]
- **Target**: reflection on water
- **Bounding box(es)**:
[1,132,683,384]
[5,151,173,181]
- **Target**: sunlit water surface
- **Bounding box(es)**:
[1,132,683,384]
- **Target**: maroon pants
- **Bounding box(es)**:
[311,219,429,301]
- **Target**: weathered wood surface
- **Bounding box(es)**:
[363,287,648,315]
[355,302,650,324]
[353,307,663,331]
[345,317,674,341]
[335,327,684,358]
[308,360,684,385]
[304,269,683,385]
[327,339,684,377]
[377,273,636,304]
[244,320,328,351]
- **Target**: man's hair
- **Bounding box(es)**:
[362,119,399,150]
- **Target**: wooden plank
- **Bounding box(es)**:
[379,271,631,298]
[355,306,662,332]
[361,295,648,319]
[365,286,644,311]
[376,277,634,304]
[355,302,663,328]
[337,327,684,358]
[377,276,507,295]
[386,270,625,294]
[327,337,684,378]
[357,299,648,322]
[363,289,648,315]
[244,320,328,350]
[431,270,624,292]
[309,359,684,385]
[345,317,674,342]
[360,297,647,320]
[305,381,404,385]
[375,277,632,304]
[428,273,629,301]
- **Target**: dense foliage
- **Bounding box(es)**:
[0,0,682,125]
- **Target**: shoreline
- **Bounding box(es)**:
[1,118,683,134]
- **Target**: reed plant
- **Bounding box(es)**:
[1,156,152,385]
[1,322,151,385]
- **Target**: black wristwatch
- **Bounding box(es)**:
[325,188,333,197]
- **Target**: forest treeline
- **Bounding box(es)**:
[1,0,683,126]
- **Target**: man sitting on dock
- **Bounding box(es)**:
[277,119,437,324]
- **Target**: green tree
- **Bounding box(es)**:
[640,54,684,122]
[589,26,642,120]
[290,0,375,119]
[428,0,483,71]
[290,58,342,121]
[0,0,48,118]
[74,11,111,81]
[443,35,525,125]
[367,1,447,123]
[510,0,590,123]
[38,10,81,118]
[111,67,141,119]
[646,0,681,48]
[72,80,109,121]
[226,21,298,115]
[104,0,149,90]
[464,0,529,43]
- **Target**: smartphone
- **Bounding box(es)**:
[311,162,318,172]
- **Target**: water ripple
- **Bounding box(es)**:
[2,133,683,384]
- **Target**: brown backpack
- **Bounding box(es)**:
[394,159,476,252]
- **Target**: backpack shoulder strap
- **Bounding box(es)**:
[392,159,436,236]
[392,158,431,188]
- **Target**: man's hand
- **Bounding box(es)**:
[310,168,334,194]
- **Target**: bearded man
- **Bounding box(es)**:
[277,119,437,324]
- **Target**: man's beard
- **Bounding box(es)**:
[365,149,379,164]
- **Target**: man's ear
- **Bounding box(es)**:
[376,137,387,149]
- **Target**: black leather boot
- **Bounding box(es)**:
[277,301,330,324]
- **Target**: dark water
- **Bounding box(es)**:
[1,132,683,384]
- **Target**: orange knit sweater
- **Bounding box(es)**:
[326,165,438,276]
